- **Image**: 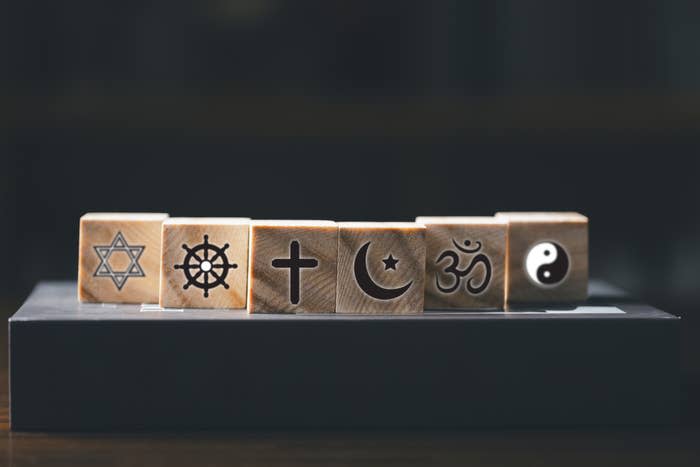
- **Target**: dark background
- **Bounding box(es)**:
[1,1,699,374]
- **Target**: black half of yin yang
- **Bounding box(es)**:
[536,243,569,285]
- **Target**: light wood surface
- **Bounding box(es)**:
[336,222,425,314]
[416,216,507,309]
[78,213,168,304]
[496,212,588,306]
[159,218,250,309]
[248,221,338,314]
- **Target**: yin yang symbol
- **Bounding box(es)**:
[525,241,569,287]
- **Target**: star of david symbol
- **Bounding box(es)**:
[93,231,146,290]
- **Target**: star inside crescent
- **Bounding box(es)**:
[382,254,399,271]
[93,231,145,290]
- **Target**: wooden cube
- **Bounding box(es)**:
[336,222,426,314]
[416,216,507,310]
[495,212,588,306]
[78,213,169,304]
[159,218,250,309]
[247,220,338,314]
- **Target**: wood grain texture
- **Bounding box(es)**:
[336,222,425,314]
[495,212,588,306]
[78,213,168,304]
[248,221,338,314]
[159,218,250,309]
[416,217,507,310]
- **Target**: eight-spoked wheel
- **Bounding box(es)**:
[174,235,238,298]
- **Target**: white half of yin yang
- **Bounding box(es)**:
[526,242,559,285]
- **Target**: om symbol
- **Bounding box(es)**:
[435,239,492,295]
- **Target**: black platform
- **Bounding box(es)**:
[9,281,680,431]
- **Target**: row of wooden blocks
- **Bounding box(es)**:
[78,212,588,313]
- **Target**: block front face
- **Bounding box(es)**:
[417,217,507,309]
[496,212,588,305]
[336,223,426,314]
[78,213,169,304]
[248,221,338,314]
[160,218,250,309]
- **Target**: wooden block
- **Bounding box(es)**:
[159,218,250,309]
[336,222,426,314]
[78,213,169,304]
[247,220,338,314]
[416,216,507,310]
[495,212,588,305]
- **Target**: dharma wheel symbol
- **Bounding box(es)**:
[174,235,238,298]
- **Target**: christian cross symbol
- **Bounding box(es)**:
[271,241,319,304]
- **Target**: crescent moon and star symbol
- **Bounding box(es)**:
[353,241,413,300]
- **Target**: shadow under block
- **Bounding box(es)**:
[78,212,169,304]
[9,281,680,430]
[416,216,507,309]
[336,222,426,314]
[248,221,338,314]
[159,218,250,309]
[496,212,588,305]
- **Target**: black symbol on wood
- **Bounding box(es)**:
[174,235,238,298]
[272,241,319,305]
[354,241,412,300]
[382,254,399,270]
[93,231,145,290]
[435,239,491,295]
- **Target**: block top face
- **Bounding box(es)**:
[416,216,506,226]
[164,217,250,226]
[251,220,336,228]
[338,221,425,231]
[81,213,169,222]
[495,212,587,223]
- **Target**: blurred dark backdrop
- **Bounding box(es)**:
[1,1,699,355]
